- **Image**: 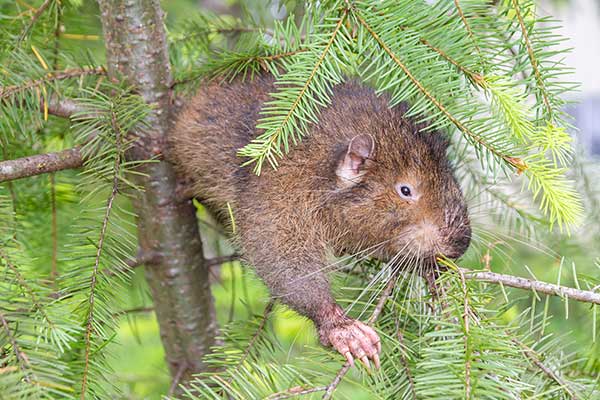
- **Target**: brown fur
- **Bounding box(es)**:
[167,75,470,330]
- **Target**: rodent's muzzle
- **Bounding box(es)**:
[442,223,471,259]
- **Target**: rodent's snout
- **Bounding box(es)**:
[442,223,471,259]
[410,218,471,260]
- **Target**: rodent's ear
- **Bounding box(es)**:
[336,134,375,187]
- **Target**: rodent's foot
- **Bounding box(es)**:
[319,319,381,370]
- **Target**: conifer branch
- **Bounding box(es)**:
[0,249,56,330]
[418,37,483,86]
[266,385,329,400]
[0,147,84,183]
[513,338,579,399]
[0,66,106,100]
[264,15,344,143]
[450,264,581,399]
[172,48,309,87]
[223,300,274,388]
[453,0,483,60]
[18,0,54,43]
[352,9,521,171]
[80,110,123,398]
[322,272,400,399]
[0,311,32,382]
[510,0,553,119]
[239,8,349,172]
[457,268,472,399]
[461,268,600,305]
[50,173,58,287]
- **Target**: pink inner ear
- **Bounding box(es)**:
[348,152,366,174]
[336,134,376,185]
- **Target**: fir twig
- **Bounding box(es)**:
[457,268,472,399]
[80,110,123,399]
[0,311,32,383]
[18,0,54,43]
[266,385,329,400]
[510,0,552,118]
[225,300,274,385]
[453,0,482,59]
[0,66,106,100]
[0,249,57,330]
[513,338,579,399]
[322,272,400,399]
[50,173,58,287]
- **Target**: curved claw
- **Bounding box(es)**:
[320,318,382,370]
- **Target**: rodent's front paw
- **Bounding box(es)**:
[319,319,381,370]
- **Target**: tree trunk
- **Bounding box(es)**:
[96,0,217,387]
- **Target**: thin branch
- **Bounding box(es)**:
[418,37,483,86]
[45,95,91,118]
[0,248,56,330]
[50,173,58,287]
[171,48,310,88]
[396,331,417,399]
[172,26,262,44]
[0,310,32,382]
[0,147,84,183]
[205,254,240,268]
[513,338,578,399]
[18,0,53,43]
[103,253,156,277]
[266,385,329,400]
[80,110,122,399]
[457,269,472,399]
[113,306,154,317]
[322,272,400,400]
[449,265,580,399]
[461,268,600,305]
[225,300,274,384]
[453,0,483,60]
[168,361,189,396]
[0,66,106,100]
[510,0,553,119]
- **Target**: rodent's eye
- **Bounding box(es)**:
[395,183,417,201]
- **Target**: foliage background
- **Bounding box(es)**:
[0,0,598,399]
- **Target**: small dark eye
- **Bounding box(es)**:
[400,186,411,197]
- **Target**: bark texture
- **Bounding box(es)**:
[97,0,217,385]
[0,147,83,182]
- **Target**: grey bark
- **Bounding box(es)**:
[96,0,217,386]
[0,147,83,182]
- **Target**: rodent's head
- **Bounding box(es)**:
[326,104,471,265]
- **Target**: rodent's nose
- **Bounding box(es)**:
[443,223,471,259]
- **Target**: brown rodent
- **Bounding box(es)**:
[168,74,471,369]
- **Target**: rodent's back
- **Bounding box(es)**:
[167,75,275,209]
